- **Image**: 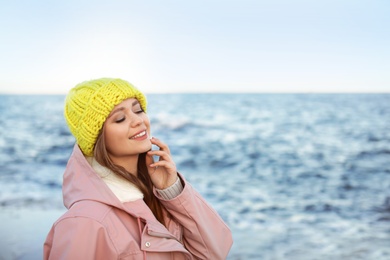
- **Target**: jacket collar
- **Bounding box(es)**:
[86,156,144,202]
[63,144,180,245]
[63,144,149,220]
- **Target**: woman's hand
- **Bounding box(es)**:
[146,137,178,190]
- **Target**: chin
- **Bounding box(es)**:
[140,142,152,153]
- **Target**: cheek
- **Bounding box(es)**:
[103,125,123,151]
[143,115,151,131]
[103,131,113,152]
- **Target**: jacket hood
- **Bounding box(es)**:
[62,144,127,212]
[62,144,184,239]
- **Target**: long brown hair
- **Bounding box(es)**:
[93,128,166,225]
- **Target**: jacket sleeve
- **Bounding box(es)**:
[155,174,233,260]
[44,217,117,260]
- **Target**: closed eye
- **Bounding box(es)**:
[115,117,125,123]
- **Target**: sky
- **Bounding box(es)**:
[0,0,389,94]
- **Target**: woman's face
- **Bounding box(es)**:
[103,98,151,160]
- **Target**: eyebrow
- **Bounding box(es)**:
[108,100,140,119]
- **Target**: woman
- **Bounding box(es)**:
[43,78,233,259]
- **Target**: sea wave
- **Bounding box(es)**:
[1,93,390,259]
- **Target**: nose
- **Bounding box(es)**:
[130,112,143,128]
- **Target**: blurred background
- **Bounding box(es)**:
[0,1,389,259]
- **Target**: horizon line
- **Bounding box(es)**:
[1,91,390,95]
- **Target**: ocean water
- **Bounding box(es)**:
[1,93,390,259]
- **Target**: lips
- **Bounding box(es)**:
[130,130,147,140]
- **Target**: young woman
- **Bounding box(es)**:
[43,78,233,259]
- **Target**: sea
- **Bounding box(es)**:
[0,93,390,260]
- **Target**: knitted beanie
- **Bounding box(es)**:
[64,78,147,156]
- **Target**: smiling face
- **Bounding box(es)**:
[102,98,151,167]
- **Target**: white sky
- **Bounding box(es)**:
[0,0,389,94]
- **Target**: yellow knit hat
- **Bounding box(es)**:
[64,78,147,156]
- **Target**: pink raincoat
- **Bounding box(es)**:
[43,145,233,259]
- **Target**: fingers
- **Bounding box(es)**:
[146,137,178,188]
[150,137,170,154]
[145,149,154,167]
[147,137,176,175]
[146,150,176,176]
[147,150,172,166]
[149,160,175,172]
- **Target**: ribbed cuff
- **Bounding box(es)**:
[156,177,183,200]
